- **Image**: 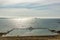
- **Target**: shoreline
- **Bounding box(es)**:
[0,35,60,40]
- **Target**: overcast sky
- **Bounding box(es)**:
[0,0,60,17]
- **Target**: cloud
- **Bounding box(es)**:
[0,3,60,10]
[0,0,60,17]
[0,8,60,17]
[0,8,49,17]
[0,0,60,11]
[0,0,41,5]
[0,0,60,9]
[0,0,60,5]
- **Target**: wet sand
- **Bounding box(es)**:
[0,35,60,40]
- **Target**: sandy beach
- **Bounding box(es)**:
[0,35,60,40]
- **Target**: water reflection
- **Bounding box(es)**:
[0,18,60,35]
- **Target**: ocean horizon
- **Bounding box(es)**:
[0,17,60,36]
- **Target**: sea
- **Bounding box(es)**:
[0,17,60,36]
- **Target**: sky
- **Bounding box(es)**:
[0,0,60,17]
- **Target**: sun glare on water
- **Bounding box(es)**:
[11,18,32,28]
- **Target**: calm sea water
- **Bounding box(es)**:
[0,18,60,36]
